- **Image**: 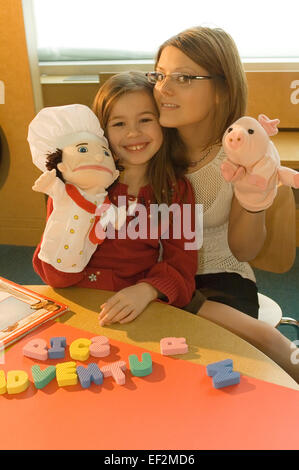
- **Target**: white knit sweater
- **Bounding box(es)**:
[185,147,256,282]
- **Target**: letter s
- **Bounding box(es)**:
[290,80,299,105]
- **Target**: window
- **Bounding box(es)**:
[32,0,299,63]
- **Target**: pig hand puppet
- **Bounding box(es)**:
[221,114,299,212]
[28,104,130,273]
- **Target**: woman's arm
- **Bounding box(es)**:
[228,195,267,262]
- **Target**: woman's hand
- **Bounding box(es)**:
[98,283,159,326]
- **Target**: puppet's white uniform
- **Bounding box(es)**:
[39,178,119,272]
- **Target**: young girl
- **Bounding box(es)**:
[150,26,299,382]
[33,71,198,326]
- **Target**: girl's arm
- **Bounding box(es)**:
[228,196,267,262]
[137,177,197,307]
[33,197,108,289]
[33,247,83,287]
[98,178,198,326]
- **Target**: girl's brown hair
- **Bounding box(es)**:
[155,26,248,156]
[92,71,185,204]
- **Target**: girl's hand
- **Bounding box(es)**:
[98,283,158,326]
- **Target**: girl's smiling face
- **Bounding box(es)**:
[106,90,163,168]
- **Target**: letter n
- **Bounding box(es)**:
[76,363,104,389]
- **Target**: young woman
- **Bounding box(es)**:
[150,26,299,382]
[33,72,198,326]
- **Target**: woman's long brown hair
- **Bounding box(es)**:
[155,26,248,160]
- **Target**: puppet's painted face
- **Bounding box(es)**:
[57,140,119,193]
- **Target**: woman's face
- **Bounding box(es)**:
[154,46,216,131]
[106,90,163,168]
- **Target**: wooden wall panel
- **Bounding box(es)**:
[247,72,299,128]
[42,71,299,129]
[0,0,45,246]
[42,83,101,109]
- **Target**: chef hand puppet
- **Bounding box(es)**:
[28,104,128,273]
[221,114,299,212]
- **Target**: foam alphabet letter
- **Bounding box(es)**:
[0,370,7,394]
[23,338,48,361]
[56,361,78,387]
[160,337,188,355]
[206,359,241,389]
[31,365,57,389]
[76,363,104,389]
[206,359,233,376]
[101,361,126,385]
[69,338,91,361]
[89,336,110,357]
[129,353,152,377]
[48,337,66,359]
[7,370,29,394]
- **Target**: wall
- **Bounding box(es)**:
[0,0,45,247]
[247,72,299,128]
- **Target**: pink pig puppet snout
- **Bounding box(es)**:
[223,118,269,166]
[224,126,246,151]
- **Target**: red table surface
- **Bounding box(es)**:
[0,321,298,450]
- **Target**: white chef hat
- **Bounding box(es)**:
[28,104,108,171]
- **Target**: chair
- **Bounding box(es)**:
[258,293,299,340]
[251,185,298,332]
[251,185,296,273]
[258,293,282,326]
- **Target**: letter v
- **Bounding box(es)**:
[31,365,57,389]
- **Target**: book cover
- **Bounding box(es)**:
[0,276,68,349]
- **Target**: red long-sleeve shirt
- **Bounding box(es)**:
[33,178,198,308]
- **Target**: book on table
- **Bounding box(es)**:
[0,276,68,349]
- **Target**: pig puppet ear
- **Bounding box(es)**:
[258,114,280,136]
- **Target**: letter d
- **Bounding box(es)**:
[7,370,29,394]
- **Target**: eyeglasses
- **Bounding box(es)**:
[146,71,214,86]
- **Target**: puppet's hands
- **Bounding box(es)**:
[230,155,279,212]
[32,169,57,193]
[98,283,158,326]
[112,198,138,230]
[114,205,127,230]
[221,160,246,182]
